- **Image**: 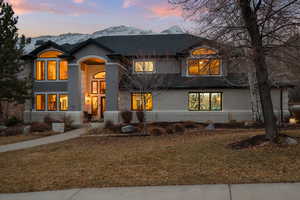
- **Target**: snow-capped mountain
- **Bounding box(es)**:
[25,25,184,53]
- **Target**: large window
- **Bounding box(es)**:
[59,60,68,80]
[35,94,45,111]
[131,93,153,111]
[35,93,68,111]
[48,94,57,111]
[134,61,154,73]
[189,92,222,111]
[47,61,57,80]
[188,48,221,76]
[36,61,45,80]
[35,50,68,81]
[59,94,68,111]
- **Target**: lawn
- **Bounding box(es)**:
[0,128,300,193]
[0,131,60,146]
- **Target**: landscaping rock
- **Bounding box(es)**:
[205,123,215,131]
[0,125,7,131]
[285,137,298,145]
[121,125,136,133]
[244,120,256,127]
[23,125,31,135]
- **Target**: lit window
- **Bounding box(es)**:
[38,51,62,58]
[91,81,98,94]
[47,61,57,80]
[99,81,106,94]
[36,61,45,80]
[188,92,222,111]
[192,48,217,56]
[134,61,154,72]
[59,60,68,80]
[35,94,45,111]
[131,93,153,111]
[48,94,57,111]
[94,72,105,79]
[188,59,220,75]
[59,94,68,111]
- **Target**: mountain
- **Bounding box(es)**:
[25,25,183,53]
[161,25,184,34]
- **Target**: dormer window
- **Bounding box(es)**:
[35,50,68,81]
[188,48,221,76]
[134,61,154,73]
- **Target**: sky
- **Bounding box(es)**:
[5,0,187,37]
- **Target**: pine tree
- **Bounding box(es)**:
[0,0,30,120]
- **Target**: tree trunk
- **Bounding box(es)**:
[248,70,262,122]
[239,0,278,141]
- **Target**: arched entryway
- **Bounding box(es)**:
[78,56,107,121]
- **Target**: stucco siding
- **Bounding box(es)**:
[72,44,111,63]
[33,82,68,92]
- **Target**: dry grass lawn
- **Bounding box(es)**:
[0,131,60,146]
[0,128,300,193]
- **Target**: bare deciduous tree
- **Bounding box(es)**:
[169,0,300,141]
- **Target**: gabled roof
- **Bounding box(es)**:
[25,34,213,58]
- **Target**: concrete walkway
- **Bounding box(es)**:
[0,127,86,153]
[0,183,299,200]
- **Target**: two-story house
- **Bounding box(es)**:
[22,34,291,124]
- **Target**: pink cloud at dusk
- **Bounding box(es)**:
[122,0,182,18]
[5,0,97,15]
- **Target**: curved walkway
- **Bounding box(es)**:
[0,128,86,153]
[0,183,300,200]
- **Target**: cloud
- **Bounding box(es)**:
[122,0,182,18]
[122,0,138,8]
[5,0,97,15]
[148,3,182,18]
[73,0,85,3]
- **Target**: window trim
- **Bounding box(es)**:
[131,92,153,111]
[188,91,223,112]
[132,60,156,74]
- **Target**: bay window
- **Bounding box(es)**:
[189,92,222,111]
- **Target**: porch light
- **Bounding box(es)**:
[289,118,297,124]
[85,94,91,104]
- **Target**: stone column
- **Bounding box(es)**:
[105,63,120,111]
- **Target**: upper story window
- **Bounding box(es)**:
[35,50,68,81]
[134,61,154,73]
[188,48,221,76]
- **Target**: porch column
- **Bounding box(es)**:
[68,63,82,111]
[106,63,120,111]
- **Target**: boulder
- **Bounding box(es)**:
[121,125,136,133]
[285,137,298,145]
[205,123,215,131]
[0,125,7,131]
[23,125,31,135]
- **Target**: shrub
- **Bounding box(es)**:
[44,114,54,125]
[166,127,174,135]
[182,121,197,129]
[2,126,23,136]
[31,122,51,132]
[4,116,22,127]
[149,127,166,136]
[136,111,145,123]
[104,120,114,129]
[61,115,74,131]
[104,120,121,132]
[174,124,185,133]
[121,110,133,124]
